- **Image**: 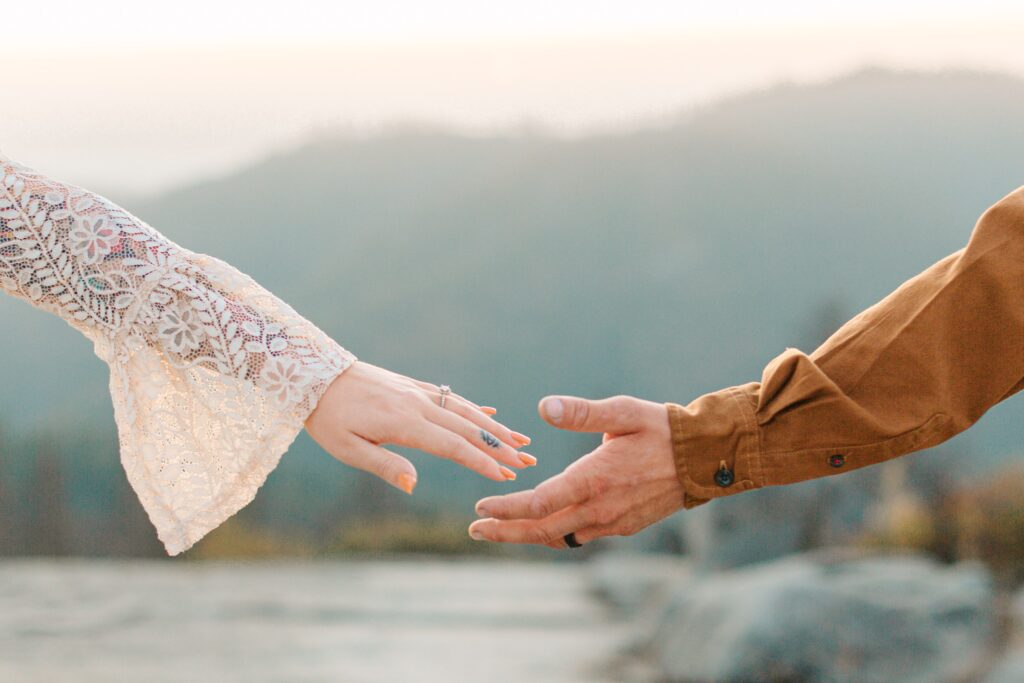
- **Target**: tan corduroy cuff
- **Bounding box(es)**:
[666,383,763,509]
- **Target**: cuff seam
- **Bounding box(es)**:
[725,384,765,489]
[667,394,762,501]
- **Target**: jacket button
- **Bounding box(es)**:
[828,454,846,468]
[714,461,735,487]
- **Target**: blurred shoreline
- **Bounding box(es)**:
[0,557,630,683]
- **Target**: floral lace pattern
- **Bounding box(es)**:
[0,153,355,555]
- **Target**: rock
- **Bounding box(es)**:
[983,653,1024,683]
[1008,585,1024,632]
[601,517,688,555]
[981,585,1024,683]
[587,551,693,616]
[679,471,881,571]
[650,551,995,683]
[678,453,967,572]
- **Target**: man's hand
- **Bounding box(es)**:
[468,395,684,548]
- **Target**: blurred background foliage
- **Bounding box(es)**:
[864,464,1024,587]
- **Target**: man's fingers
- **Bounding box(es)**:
[568,493,681,546]
[566,524,614,546]
[539,395,644,434]
[474,477,685,546]
[469,504,597,545]
[330,435,418,495]
[475,469,593,520]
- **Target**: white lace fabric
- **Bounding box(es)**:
[0,153,356,555]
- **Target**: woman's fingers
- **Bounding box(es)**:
[331,435,418,495]
[400,419,517,482]
[443,399,532,451]
[424,404,535,469]
[446,392,501,419]
[414,381,493,414]
[412,380,530,449]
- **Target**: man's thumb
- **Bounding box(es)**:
[540,395,639,433]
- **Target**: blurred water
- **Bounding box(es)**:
[0,559,626,683]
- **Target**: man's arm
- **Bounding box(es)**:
[672,185,1024,509]
[470,187,1024,547]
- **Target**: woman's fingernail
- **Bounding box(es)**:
[398,473,417,495]
[542,398,564,424]
[469,529,485,541]
[512,431,531,446]
[499,466,517,481]
[475,505,491,517]
[481,406,498,415]
[519,453,537,466]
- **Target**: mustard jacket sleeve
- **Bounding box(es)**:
[668,187,1024,508]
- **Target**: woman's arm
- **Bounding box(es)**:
[0,153,532,555]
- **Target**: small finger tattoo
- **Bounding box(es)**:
[480,430,501,449]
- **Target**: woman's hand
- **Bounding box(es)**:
[304,361,535,494]
[468,395,681,547]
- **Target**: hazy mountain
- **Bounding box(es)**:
[2,68,1022,539]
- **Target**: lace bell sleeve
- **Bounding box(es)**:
[0,153,356,555]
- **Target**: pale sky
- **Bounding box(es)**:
[5,1,1023,45]
[3,1,1023,195]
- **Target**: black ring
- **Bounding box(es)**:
[564,532,582,548]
